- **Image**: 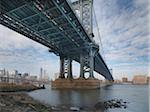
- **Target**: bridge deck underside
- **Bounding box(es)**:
[0,0,113,80]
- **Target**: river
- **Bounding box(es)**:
[28,84,149,112]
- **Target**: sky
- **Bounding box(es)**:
[0,0,149,80]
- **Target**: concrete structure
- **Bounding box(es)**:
[52,78,101,89]
[132,75,147,84]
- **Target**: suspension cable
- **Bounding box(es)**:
[93,6,106,61]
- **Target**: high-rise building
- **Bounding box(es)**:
[15,70,18,77]
[40,68,43,80]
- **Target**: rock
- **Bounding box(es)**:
[79,107,84,110]
[113,103,121,108]
[70,107,80,111]
[124,105,127,108]
[51,106,61,110]
[94,102,105,110]
[0,102,6,107]
[95,99,128,110]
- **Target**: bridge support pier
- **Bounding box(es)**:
[89,48,97,78]
[52,47,101,89]
[59,56,73,79]
[59,56,65,78]
[79,47,98,79]
[79,55,85,78]
[67,59,73,79]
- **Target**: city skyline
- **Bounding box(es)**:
[0,68,149,83]
[0,0,149,80]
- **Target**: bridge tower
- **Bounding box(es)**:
[58,0,98,79]
[71,0,94,37]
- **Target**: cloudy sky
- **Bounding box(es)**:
[0,0,149,80]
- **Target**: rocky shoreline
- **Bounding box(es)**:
[0,93,50,112]
[0,92,128,112]
[0,92,95,112]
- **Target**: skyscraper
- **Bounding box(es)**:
[40,68,43,80]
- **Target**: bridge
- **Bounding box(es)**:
[0,0,113,81]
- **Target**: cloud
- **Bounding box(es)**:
[93,0,149,79]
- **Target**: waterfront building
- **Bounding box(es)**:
[113,79,122,84]
[0,69,9,83]
[132,75,147,84]
[147,76,150,84]
[122,77,128,83]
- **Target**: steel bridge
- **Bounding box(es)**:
[0,0,113,81]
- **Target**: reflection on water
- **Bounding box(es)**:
[28,84,149,112]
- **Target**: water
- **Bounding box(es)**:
[28,84,149,112]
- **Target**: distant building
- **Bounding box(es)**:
[122,77,128,83]
[15,73,22,84]
[22,73,29,78]
[40,68,43,80]
[28,76,37,80]
[113,79,122,84]
[147,77,150,84]
[132,75,147,84]
[0,69,9,83]
[9,74,16,83]
[55,73,60,79]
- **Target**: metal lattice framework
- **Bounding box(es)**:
[71,0,93,36]
[0,0,113,81]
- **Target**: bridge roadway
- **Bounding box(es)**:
[0,0,113,81]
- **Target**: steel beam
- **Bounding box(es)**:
[1,1,32,15]
[59,56,65,78]
[20,6,58,21]
[0,15,62,54]
[30,12,71,28]
[52,0,87,43]
[80,55,85,78]
[59,56,73,79]
[67,59,73,79]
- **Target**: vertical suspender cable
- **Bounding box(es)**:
[93,6,106,62]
